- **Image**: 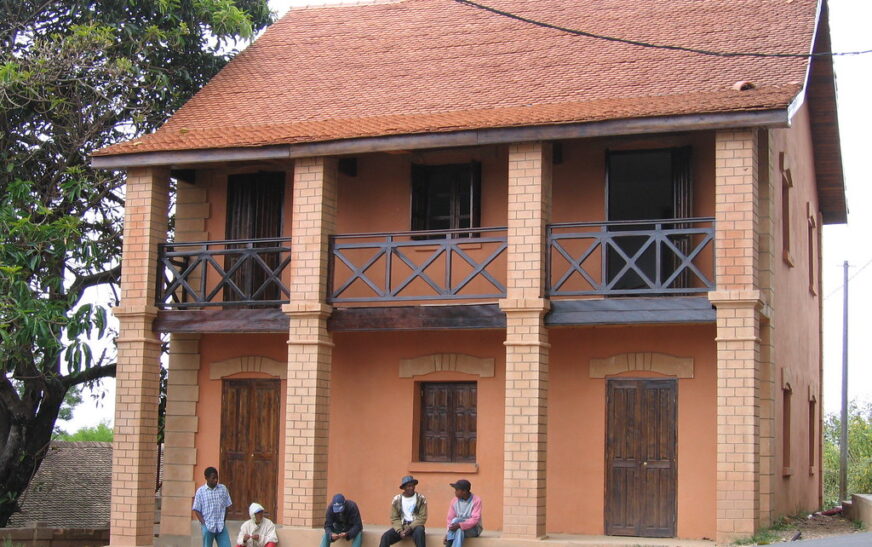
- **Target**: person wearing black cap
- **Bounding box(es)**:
[321,494,363,547]
[444,480,482,547]
[378,475,427,547]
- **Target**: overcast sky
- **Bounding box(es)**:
[64,0,872,431]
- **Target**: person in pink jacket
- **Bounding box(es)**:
[444,480,482,547]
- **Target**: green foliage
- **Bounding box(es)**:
[0,0,272,527]
[733,528,780,545]
[54,420,113,442]
[823,402,872,508]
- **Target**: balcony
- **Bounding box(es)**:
[156,219,715,314]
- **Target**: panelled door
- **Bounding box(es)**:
[220,379,280,520]
[605,378,677,537]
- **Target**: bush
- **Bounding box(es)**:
[823,401,872,508]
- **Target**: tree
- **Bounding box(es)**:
[823,401,872,508]
[0,0,272,526]
[54,420,114,442]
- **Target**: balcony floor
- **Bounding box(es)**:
[152,297,715,334]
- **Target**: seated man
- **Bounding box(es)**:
[321,494,363,547]
[236,503,278,547]
[444,480,481,547]
[379,475,427,547]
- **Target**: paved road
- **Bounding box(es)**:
[789,532,872,546]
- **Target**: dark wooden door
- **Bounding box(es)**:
[605,378,677,537]
[220,379,280,520]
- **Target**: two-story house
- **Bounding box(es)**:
[92,0,845,545]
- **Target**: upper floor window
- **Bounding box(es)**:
[419,382,477,462]
[780,153,794,266]
[807,202,818,295]
[411,162,481,235]
[224,171,285,303]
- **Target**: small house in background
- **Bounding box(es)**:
[8,441,112,528]
[92,0,845,545]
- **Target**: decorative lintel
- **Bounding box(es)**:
[210,355,286,380]
[589,352,694,379]
[400,353,494,378]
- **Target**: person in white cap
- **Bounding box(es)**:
[235,503,278,547]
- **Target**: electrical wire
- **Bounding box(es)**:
[451,0,872,59]
[824,256,872,301]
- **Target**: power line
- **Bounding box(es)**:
[824,256,872,301]
[451,0,872,59]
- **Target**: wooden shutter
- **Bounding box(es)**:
[420,382,477,462]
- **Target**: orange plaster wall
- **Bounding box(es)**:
[769,104,823,515]
[328,330,506,529]
[547,324,717,539]
[193,333,289,518]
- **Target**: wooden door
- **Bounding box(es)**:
[224,172,285,303]
[220,379,280,520]
[605,379,677,537]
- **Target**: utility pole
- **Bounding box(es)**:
[839,260,849,503]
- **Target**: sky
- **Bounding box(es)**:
[63,0,872,431]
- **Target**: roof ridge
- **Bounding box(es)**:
[284,0,407,12]
[50,440,113,448]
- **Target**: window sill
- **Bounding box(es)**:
[408,462,479,474]
[783,250,795,268]
[782,466,793,477]
[809,465,816,476]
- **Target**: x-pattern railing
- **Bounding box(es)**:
[329,227,507,302]
[547,218,715,296]
[157,237,292,308]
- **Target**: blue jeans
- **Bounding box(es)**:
[202,525,231,547]
[321,531,363,547]
[446,519,480,547]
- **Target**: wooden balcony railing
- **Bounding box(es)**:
[329,227,508,303]
[547,218,715,296]
[155,220,714,309]
[156,237,292,308]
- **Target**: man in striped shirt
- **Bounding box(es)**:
[193,467,233,547]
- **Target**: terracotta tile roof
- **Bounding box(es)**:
[7,442,113,529]
[96,0,818,157]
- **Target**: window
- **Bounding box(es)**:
[606,147,692,290]
[807,203,818,294]
[419,382,477,462]
[782,384,792,476]
[808,395,817,475]
[411,162,481,236]
[780,153,794,266]
[224,171,285,303]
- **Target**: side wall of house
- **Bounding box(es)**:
[768,103,824,516]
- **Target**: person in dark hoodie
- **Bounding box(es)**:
[320,494,363,547]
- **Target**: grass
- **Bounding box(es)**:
[733,528,781,545]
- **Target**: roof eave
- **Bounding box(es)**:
[91,109,790,170]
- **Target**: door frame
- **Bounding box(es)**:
[604,377,678,537]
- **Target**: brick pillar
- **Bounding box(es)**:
[159,334,202,538]
[281,157,337,527]
[111,167,169,546]
[498,142,551,538]
[709,130,766,543]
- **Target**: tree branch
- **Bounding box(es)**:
[62,362,117,389]
[69,264,122,296]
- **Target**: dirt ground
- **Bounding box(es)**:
[767,512,865,542]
